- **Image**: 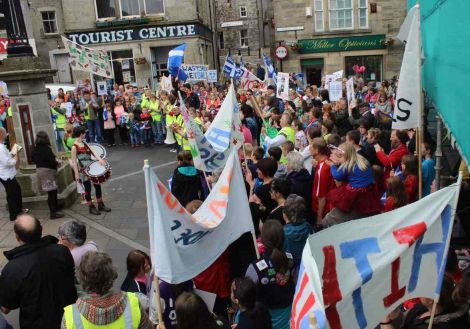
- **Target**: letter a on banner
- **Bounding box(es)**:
[392,5,421,130]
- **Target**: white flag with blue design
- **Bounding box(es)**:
[223,55,244,78]
[263,52,277,84]
[168,44,188,81]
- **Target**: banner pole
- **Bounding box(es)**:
[251,231,260,259]
[203,171,212,192]
[417,127,423,199]
[153,274,165,329]
[426,299,437,329]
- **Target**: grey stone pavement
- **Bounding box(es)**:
[0,144,177,328]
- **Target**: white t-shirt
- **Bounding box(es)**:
[0,144,16,181]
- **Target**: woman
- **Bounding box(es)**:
[283,195,313,269]
[231,277,272,329]
[241,103,258,145]
[121,250,152,310]
[266,178,290,227]
[171,151,204,207]
[205,92,221,111]
[375,90,392,116]
[246,158,278,236]
[71,126,111,215]
[382,176,408,213]
[245,220,295,329]
[324,143,381,227]
[32,131,63,219]
[62,251,152,329]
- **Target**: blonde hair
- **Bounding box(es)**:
[338,143,369,173]
[243,143,253,158]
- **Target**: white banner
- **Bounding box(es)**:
[0,81,8,97]
[332,70,343,81]
[181,64,208,82]
[97,81,107,95]
[329,81,343,101]
[204,84,243,152]
[160,75,173,93]
[240,69,268,91]
[304,180,460,329]
[324,75,334,90]
[392,5,421,130]
[346,78,354,105]
[276,72,290,100]
[144,150,255,284]
[207,70,218,83]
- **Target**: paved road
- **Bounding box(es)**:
[0,144,177,328]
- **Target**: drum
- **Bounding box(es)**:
[84,160,112,184]
[88,143,107,160]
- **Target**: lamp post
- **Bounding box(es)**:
[2,0,33,56]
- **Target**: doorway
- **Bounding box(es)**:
[150,46,173,90]
[301,58,324,86]
[54,54,72,83]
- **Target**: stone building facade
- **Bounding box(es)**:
[22,0,217,88]
[272,0,407,85]
[215,0,274,68]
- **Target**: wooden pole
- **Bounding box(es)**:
[426,299,438,329]
[153,274,166,329]
[202,170,212,192]
[417,127,423,199]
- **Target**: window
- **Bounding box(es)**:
[313,0,324,32]
[240,6,247,18]
[329,0,353,30]
[345,55,383,83]
[110,50,135,85]
[120,0,140,17]
[95,0,117,19]
[240,30,248,47]
[218,32,224,49]
[41,11,57,34]
[358,0,368,28]
[144,0,164,15]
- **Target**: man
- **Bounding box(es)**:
[50,97,67,151]
[0,128,24,221]
[348,102,375,130]
[310,138,333,228]
[184,83,201,109]
[0,215,77,329]
[346,130,379,166]
[375,129,410,180]
[333,98,352,136]
[80,91,101,143]
[262,113,295,150]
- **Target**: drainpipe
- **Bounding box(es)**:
[435,114,442,190]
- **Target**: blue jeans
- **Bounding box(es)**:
[86,119,102,143]
[152,120,164,143]
[55,129,65,152]
[129,131,141,146]
[143,129,152,146]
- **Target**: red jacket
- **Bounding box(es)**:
[404,174,419,203]
[376,143,409,180]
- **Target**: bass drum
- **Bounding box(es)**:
[84,160,112,184]
[88,143,107,160]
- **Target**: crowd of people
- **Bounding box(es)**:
[0,70,470,329]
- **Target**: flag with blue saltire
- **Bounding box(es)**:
[167,44,188,81]
[223,55,244,78]
[262,52,277,84]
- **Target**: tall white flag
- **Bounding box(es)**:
[392,5,421,130]
[144,150,254,284]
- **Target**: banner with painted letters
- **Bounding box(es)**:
[61,36,113,78]
[392,5,421,130]
[204,83,244,152]
[240,69,268,92]
[144,150,254,284]
[181,64,208,82]
[296,179,460,329]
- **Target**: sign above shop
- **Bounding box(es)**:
[297,34,386,54]
[276,26,304,32]
[221,21,243,28]
[65,23,210,46]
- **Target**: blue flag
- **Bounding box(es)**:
[223,55,243,78]
[167,44,188,81]
[262,52,277,84]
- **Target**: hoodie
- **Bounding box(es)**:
[283,222,313,267]
[286,169,313,218]
[171,164,204,207]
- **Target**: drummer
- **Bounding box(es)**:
[71,126,111,215]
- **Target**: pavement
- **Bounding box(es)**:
[0,144,177,328]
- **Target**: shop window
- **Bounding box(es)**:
[219,32,224,49]
[144,0,164,15]
[95,0,117,19]
[110,50,135,85]
[240,29,248,48]
[314,0,324,32]
[329,0,353,30]
[240,6,247,18]
[120,0,140,17]
[41,11,58,34]
[345,55,383,83]
[358,0,368,28]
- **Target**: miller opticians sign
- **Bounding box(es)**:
[65,23,205,45]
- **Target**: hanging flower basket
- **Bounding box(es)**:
[134,57,147,65]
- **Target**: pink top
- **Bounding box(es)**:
[114,105,126,124]
[104,112,116,129]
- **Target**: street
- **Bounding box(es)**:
[0,144,177,327]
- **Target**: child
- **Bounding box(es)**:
[383,176,408,213]
[126,112,141,148]
[114,98,128,145]
[230,277,272,329]
[121,250,152,310]
[68,109,82,128]
[293,119,308,150]
[103,103,116,147]
[140,107,153,148]
[401,154,419,202]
